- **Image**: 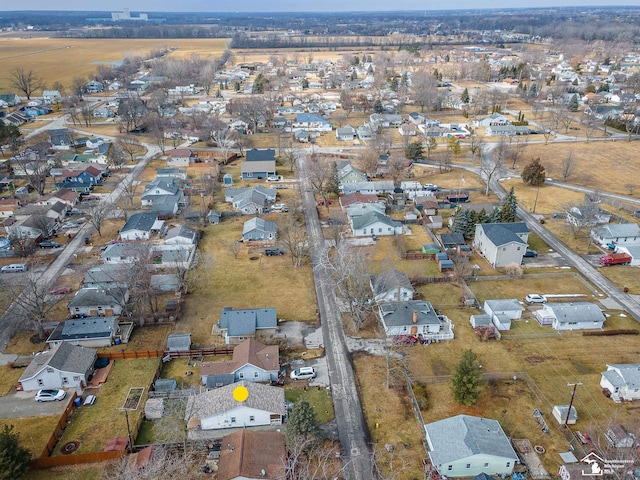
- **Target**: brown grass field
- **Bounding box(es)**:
[0,37,230,92]
[0,416,61,459]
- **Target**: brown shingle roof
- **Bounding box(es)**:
[339,192,380,208]
[217,430,285,480]
[200,338,279,377]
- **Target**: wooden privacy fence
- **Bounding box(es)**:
[96,348,235,361]
[97,350,164,360]
[38,392,77,459]
[31,450,126,469]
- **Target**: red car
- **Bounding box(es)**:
[50,286,71,295]
[317,200,333,206]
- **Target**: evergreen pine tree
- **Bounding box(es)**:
[522,157,546,186]
[500,187,518,223]
[452,209,472,237]
[476,208,489,225]
[461,88,470,103]
[568,94,579,112]
[488,206,502,223]
[0,425,31,480]
[466,211,478,239]
[451,349,485,407]
[285,397,321,451]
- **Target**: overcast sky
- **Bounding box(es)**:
[5,1,640,12]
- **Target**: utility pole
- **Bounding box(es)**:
[565,382,583,426]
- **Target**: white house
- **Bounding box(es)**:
[378,301,454,340]
[242,217,277,241]
[591,223,640,248]
[165,225,198,245]
[336,125,356,141]
[370,270,415,303]
[600,364,640,402]
[425,415,519,477]
[350,211,402,237]
[342,181,394,195]
[473,222,530,267]
[19,343,97,391]
[483,299,524,331]
[68,288,128,318]
[534,302,605,331]
[185,380,285,431]
[120,212,163,241]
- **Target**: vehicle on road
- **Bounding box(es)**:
[523,249,538,258]
[265,248,285,256]
[50,286,71,295]
[423,183,439,191]
[599,253,632,266]
[1,263,28,273]
[317,200,332,206]
[266,175,284,182]
[38,241,61,249]
[35,389,66,402]
[290,366,316,380]
[61,222,80,229]
[525,294,547,304]
[270,203,288,212]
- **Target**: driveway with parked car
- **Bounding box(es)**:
[0,391,71,418]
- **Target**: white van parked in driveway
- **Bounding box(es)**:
[1,263,28,273]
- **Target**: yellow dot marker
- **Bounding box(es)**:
[233,385,249,402]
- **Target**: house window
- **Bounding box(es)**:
[254,371,259,378]
[506,462,511,468]
[230,417,236,423]
[249,416,255,422]
[517,246,521,250]
[62,377,68,384]
[75,307,80,312]
[466,464,471,469]
[37,379,44,386]
[379,228,382,233]
[447,466,453,471]
[246,172,253,178]
[484,463,489,468]
[238,372,244,379]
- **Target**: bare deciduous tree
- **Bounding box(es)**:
[561,152,574,182]
[102,445,201,480]
[86,200,114,237]
[117,136,144,163]
[479,143,507,196]
[283,437,345,480]
[357,148,380,178]
[277,208,308,268]
[209,122,238,165]
[10,68,45,100]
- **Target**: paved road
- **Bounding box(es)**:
[298,154,374,480]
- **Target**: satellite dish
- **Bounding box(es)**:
[233,385,249,402]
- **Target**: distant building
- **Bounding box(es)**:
[111,8,148,21]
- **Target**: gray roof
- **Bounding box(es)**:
[68,288,126,308]
[154,378,177,392]
[186,380,285,421]
[351,211,401,230]
[101,243,150,260]
[121,212,158,234]
[371,270,414,296]
[83,264,128,286]
[440,233,466,246]
[592,223,640,239]
[167,333,191,351]
[243,217,276,235]
[218,308,277,337]
[470,314,492,326]
[603,364,640,390]
[20,343,96,381]
[245,149,276,161]
[150,274,180,292]
[379,301,441,327]
[47,317,118,343]
[548,302,605,323]
[166,224,197,242]
[478,222,529,247]
[484,299,524,313]
[205,374,236,388]
[143,178,180,196]
[425,415,518,466]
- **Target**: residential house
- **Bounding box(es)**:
[242,217,277,242]
[119,212,162,241]
[473,222,530,267]
[337,161,368,185]
[566,205,611,227]
[83,264,128,290]
[49,129,75,150]
[167,148,195,167]
[350,211,402,237]
[200,338,279,387]
[534,302,605,331]
[101,243,150,264]
[36,188,78,208]
[167,333,191,352]
[473,113,510,127]
[241,149,277,180]
[217,307,278,345]
[42,90,62,104]
[339,192,382,210]
[440,233,467,250]
[357,124,376,141]
[4,214,56,239]
[0,93,21,106]
[345,202,386,219]
[425,415,519,477]
[46,316,123,348]
[600,364,640,402]
[150,274,181,293]
[225,186,277,215]
[156,168,188,181]
[141,178,185,213]
[19,343,96,391]
[336,125,356,141]
[399,124,417,136]
[416,197,439,217]
[378,300,453,339]
[341,181,394,196]
[485,125,529,136]
[13,202,66,223]
[68,288,128,318]
[483,299,524,331]
[165,225,198,245]
[207,210,222,225]
[217,430,285,480]
[85,80,104,93]
[291,113,332,132]
[591,223,640,248]
[370,269,415,303]
[369,113,403,128]
[152,244,195,270]
[0,198,21,219]
[185,380,285,431]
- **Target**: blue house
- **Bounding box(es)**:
[217,307,278,345]
[241,149,277,180]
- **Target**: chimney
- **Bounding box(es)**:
[227,443,234,451]
[412,311,418,323]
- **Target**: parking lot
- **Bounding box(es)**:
[0,391,72,418]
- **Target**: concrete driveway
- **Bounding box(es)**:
[0,391,71,418]
[308,356,329,388]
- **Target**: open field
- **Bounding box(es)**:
[0,416,60,459]
[0,38,230,91]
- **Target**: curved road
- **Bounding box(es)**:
[298,154,374,480]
